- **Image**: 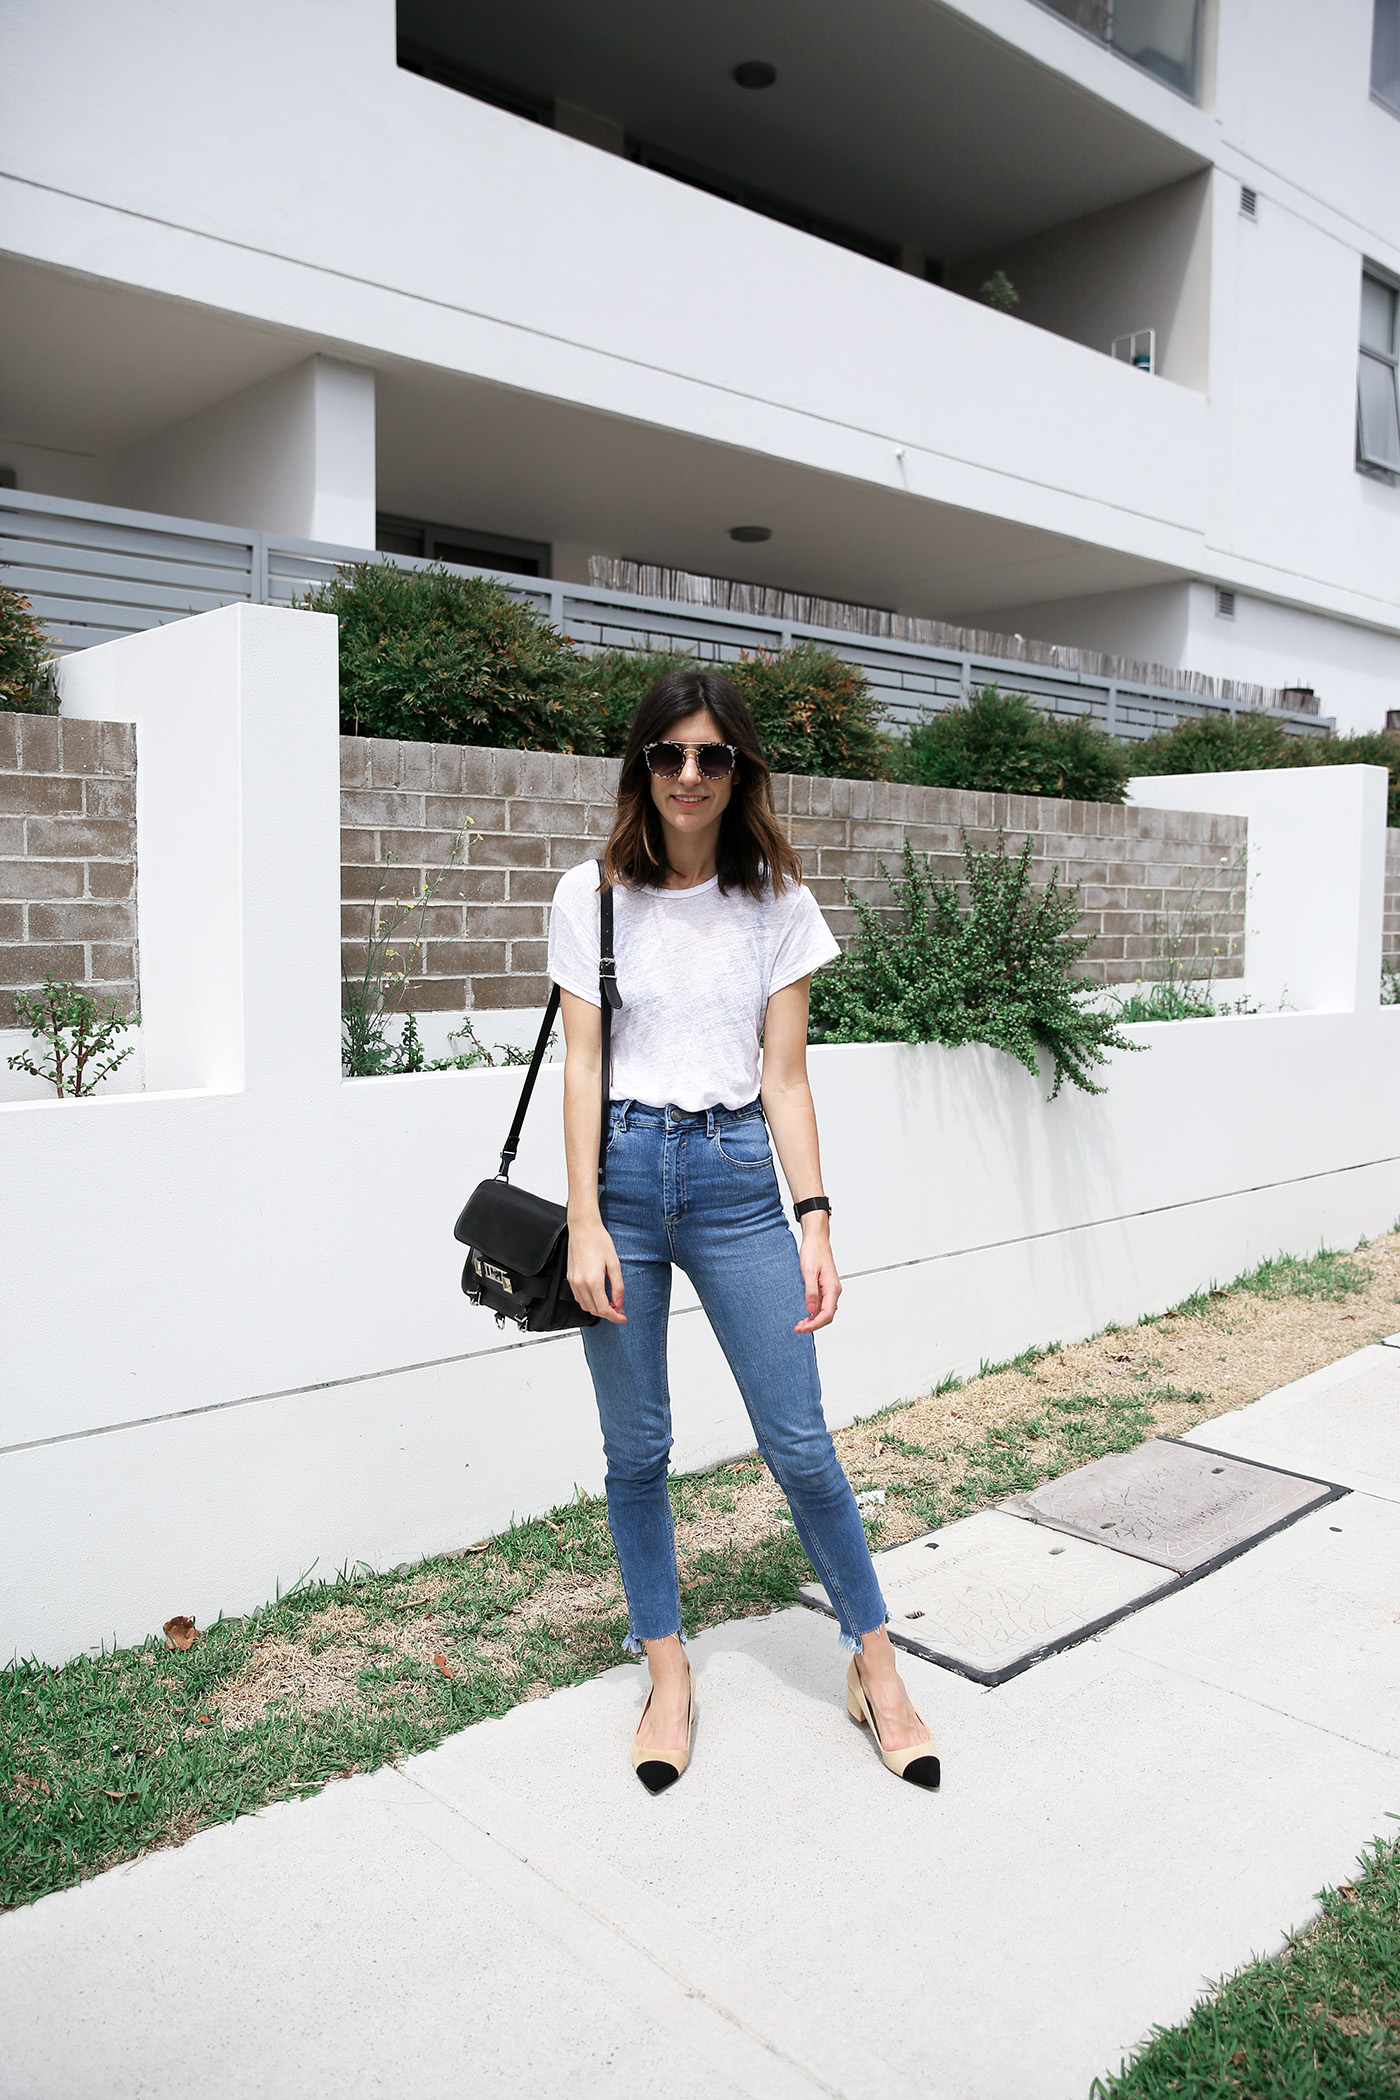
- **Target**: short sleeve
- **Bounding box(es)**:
[767,883,840,997]
[546,861,603,1005]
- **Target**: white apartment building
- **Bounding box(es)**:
[2,0,1400,730]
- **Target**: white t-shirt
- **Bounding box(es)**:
[547,860,840,1111]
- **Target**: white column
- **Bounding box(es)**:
[116,356,376,548]
[1128,764,1388,1013]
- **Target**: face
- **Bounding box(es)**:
[647,708,736,843]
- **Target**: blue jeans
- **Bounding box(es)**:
[581,1099,887,1653]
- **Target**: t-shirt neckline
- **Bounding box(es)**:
[652,875,720,899]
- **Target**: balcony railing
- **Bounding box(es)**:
[0,486,1329,745]
[1033,0,1201,100]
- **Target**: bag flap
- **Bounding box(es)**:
[454,1178,568,1271]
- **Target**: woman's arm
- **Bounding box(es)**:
[560,988,626,1323]
[759,976,841,1335]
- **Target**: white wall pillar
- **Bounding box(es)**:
[1128,764,1388,1012]
[115,356,376,548]
[57,603,342,1092]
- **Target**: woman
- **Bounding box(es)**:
[547,669,938,1795]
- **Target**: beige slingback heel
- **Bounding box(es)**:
[846,1656,940,1790]
[632,1656,695,1794]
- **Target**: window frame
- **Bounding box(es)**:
[1372,0,1400,119]
[1357,263,1400,481]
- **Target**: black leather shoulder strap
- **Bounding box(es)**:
[497,862,620,1190]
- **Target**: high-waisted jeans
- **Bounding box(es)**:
[580,1098,887,1653]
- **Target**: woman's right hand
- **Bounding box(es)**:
[568,1218,626,1323]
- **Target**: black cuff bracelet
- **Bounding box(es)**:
[793,1196,832,1221]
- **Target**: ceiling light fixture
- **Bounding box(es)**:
[729,525,772,543]
[732,61,777,90]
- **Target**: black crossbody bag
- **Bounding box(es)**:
[453,865,619,1332]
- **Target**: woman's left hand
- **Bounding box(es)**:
[794,1218,841,1333]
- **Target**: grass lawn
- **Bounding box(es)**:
[6,1230,1400,2099]
[1091,1826,1400,2096]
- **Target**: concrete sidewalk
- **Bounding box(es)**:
[4,1352,1400,2100]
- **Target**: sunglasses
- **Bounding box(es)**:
[643,740,738,780]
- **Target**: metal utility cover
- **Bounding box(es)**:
[799,1511,1172,1681]
[1003,1439,1335,1574]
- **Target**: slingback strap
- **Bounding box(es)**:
[495,862,620,1192]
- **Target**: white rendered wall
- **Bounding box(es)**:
[1128,765,1388,1013]
[2,608,1399,1667]
[117,357,376,547]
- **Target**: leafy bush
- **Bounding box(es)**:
[1134,710,1400,825]
[726,643,889,780]
[6,979,134,1096]
[573,648,699,756]
[808,833,1139,1096]
[304,563,584,748]
[0,582,59,715]
[895,686,1130,802]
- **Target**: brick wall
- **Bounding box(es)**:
[0,712,138,1029]
[1386,831,1400,971]
[339,738,1247,1009]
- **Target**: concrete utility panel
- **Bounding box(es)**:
[1004,1439,1335,1574]
[800,1511,1172,1681]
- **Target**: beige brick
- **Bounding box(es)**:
[506,868,565,904]
[549,835,599,871]
[507,796,589,835]
[422,940,509,976]
[0,776,68,817]
[58,719,103,775]
[339,828,381,863]
[89,945,137,987]
[0,941,85,984]
[509,939,549,973]
[808,776,833,818]
[99,721,137,773]
[0,715,19,770]
[469,830,551,870]
[465,904,547,940]
[458,747,500,795]
[787,818,847,848]
[0,902,21,941]
[768,773,792,814]
[474,972,551,1009]
[17,716,60,771]
[340,788,426,827]
[787,776,811,816]
[575,755,620,801]
[496,750,568,799]
[0,859,85,902]
[85,777,135,822]
[29,900,136,941]
[427,795,508,832]
[376,828,470,866]
[402,977,469,1012]
[395,742,435,792]
[0,817,22,855]
[25,818,132,859]
[339,735,371,786]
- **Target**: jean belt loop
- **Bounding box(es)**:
[705,1106,716,1139]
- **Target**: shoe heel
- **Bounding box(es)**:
[847,1690,866,1724]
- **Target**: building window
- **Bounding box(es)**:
[1032,0,1201,101]
[1357,269,1400,476]
[1373,0,1400,117]
[375,514,551,578]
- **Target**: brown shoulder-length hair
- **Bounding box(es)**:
[602,669,802,899]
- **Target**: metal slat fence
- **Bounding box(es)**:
[2,487,1332,741]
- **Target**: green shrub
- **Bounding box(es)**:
[1134,710,1400,825]
[0,582,59,715]
[895,686,1130,802]
[726,643,888,780]
[303,562,585,748]
[808,833,1139,1097]
[573,648,699,756]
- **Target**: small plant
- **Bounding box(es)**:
[978,270,1019,312]
[808,832,1140,1097]
[1383,964,1400,1005]
[342,834,466,1077]
[0,582,60,715]
[7,979,135,1096]
[894,686,1131,802]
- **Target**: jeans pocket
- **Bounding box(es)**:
[713,1118,773,1168]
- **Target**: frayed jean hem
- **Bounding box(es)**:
[623,1626,688,1657]
[838,1614,888,1656]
